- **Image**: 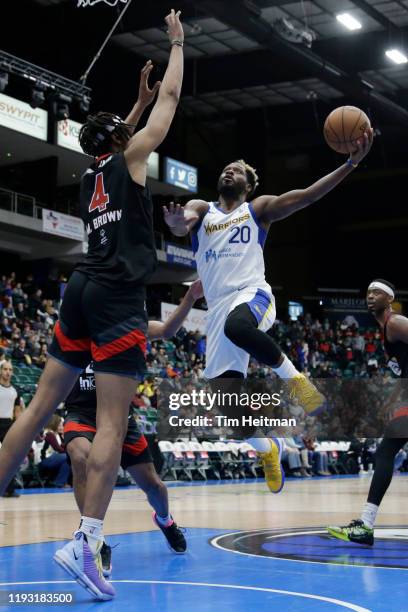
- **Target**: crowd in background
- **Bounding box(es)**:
[0,273,58,369]
[0,271,406,489]
[0,272,388,380]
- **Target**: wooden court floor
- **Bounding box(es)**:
[1,474,407,548]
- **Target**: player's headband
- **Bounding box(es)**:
[368,282,394,299]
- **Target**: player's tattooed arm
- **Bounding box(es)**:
[253,129,373,224]
[386,315,408,345]
[147,280,203,340]
[124,61,161,136]
[163,200,208,236]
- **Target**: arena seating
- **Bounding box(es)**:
[3,271,407,488]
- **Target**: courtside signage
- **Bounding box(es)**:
[165,157,198,192]
[161,301,207,334]
[43,209,84,242]
[165,243,196,268]
[0,93,47,141]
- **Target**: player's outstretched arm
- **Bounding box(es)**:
[163,200,208,236]
[123,60,161,136]
[125,9,184,181]
[253,128,374,224]
[148,280,203,340]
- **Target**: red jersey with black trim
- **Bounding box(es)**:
[75,152,157,288]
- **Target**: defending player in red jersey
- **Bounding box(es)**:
[64,281,203,574]
[0,9,184,601]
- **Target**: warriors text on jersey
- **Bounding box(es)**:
[191,202,268,307]
[75,153,157,288]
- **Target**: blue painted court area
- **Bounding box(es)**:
[0,525,406,611]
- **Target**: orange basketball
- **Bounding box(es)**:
[324,106,371,154]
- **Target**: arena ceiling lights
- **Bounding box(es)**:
[336,13,362,31]
[386,49,408,65]
[0,49,91,117]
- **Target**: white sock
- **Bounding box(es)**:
[360,503,378,529]
[80,516,104,555]
[272,355,299,379]
[156,513,173,527]
[247,436,271,453]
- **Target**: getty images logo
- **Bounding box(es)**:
[205,249,217,263]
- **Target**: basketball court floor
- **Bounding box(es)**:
[1,475,406,611]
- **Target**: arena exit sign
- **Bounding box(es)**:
[165,157,197,193]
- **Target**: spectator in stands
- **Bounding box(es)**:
[395,446,407,473]
[45,327,53,347]
[11,322,21,343]
[28,289,42,318]
[12,338,32,367]
[293,432,313,476]
[3,299,15,321]
[195,334,206,360]
[32,343,48,369]
[22,273,36,297]
[361,438,378,472]
[39,415,71,488]
[0,361,24,497]
[138,377,155,399]
[157,347,169,366]
[285,436,311,477]
[12,282,24,303]
[281,438,305,478]
[303,437,331,476]
[15,301,27,325]
[287,397,304,420]
[2,317,12,339]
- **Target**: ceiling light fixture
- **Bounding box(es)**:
[336,13,362,31]
[385,49,408,64]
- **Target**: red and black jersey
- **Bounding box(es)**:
[64,363,133,420]
[75,152,157,288]
[384,313,408,378]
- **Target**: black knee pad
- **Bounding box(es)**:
[224,303,256,344]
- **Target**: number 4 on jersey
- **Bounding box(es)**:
[89,173,109,213]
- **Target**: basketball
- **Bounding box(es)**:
[324,106,371,154]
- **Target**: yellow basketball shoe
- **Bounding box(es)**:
[287,374,326,415]
[257,438,285,494]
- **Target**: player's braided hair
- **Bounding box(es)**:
[78,112,132,156]
[234,159,259,197]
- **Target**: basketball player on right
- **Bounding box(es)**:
[164,130,373,495]
[328,279,408,545]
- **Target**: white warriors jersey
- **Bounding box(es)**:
[191,201,268,307]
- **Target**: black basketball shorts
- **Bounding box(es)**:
[49,271,147,379]
[64,406,152,469]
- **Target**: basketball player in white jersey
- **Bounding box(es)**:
[163,131,373,494]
